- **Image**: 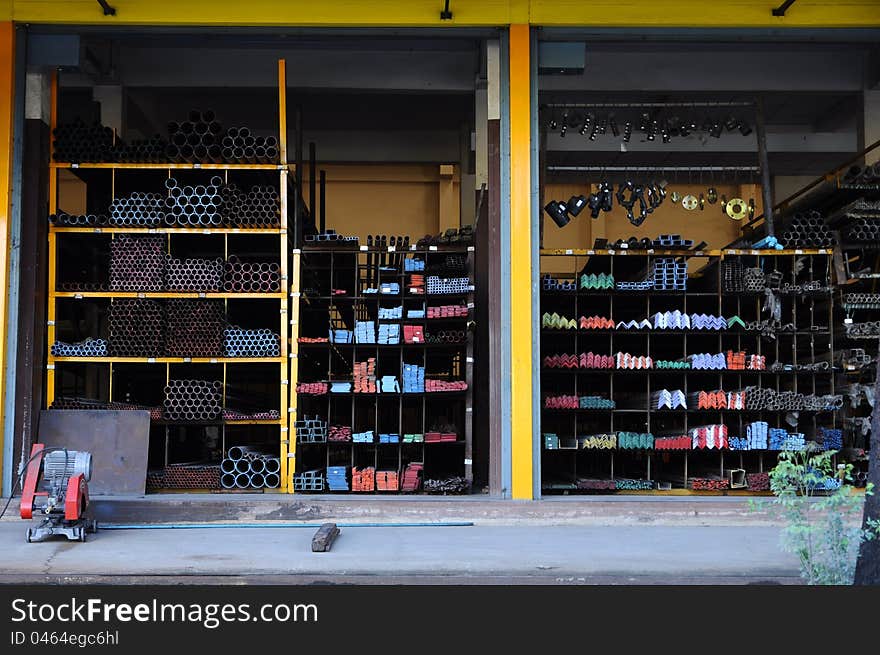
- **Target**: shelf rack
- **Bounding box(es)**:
[539,248,837,493]
[46,60,292,492]
[290,245,475,493]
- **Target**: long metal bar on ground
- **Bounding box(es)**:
[100,522,476,530]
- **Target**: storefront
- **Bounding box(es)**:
[0,2,877,499]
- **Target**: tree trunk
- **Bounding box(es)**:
[853,342,880,585]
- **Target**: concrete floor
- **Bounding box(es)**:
[0,521,801,584]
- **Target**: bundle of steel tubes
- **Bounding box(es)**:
[50,396,163,420]
[52,120,114,162]
[166,111,279,164]
[221,184,280,227]
[424,330,467,344]
[843,216,880,243]
[220,127,279,164]
[842,163,880,186]
[423,477,469,494]
[165,299,225,357]
[721,260,744,292]
[779,210,835,248]
[49,212,109,227]
[223,256,281,292]
[163,176,223,227]
[845,321,880,338]
[843,293,880,310]
[112,135,167,163]
[51,338,108,357]
[163,379,222,421]
[219,446,281,490]
[109,234,166,291]
[146,464,221,490]
[743,268,766,292]
[108,299,166,357]
[109,191,166,227]
[223,326,280,357]
[59,282,108,291]
[166,256,224,292]
[743,385,843,411]
[222,408,281,421]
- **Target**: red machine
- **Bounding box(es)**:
[20,444,97,543]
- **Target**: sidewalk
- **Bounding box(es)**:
[0,521,801,585]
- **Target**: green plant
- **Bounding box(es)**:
[751,446,879,585]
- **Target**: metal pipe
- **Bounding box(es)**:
[99,522,476,530]
[309,142,316,224]
[319,169,326,233]
[546,165,759,172]
[755,96,775,236]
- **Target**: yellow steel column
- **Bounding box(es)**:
[509,24,533,499]
[0,22,15,492]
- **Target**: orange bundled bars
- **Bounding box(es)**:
[579,315,615,329]
[401,462,423,492]
[376,470,399,491]
[298,336,329,343]
[726,350,746,370]
[408,274,425,295]
[654,436,691,450]
[353,357,377,393]
[352,466,376,492]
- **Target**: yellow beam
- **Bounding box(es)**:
[0,22,13,492]
[509,24,533,500]
[6,1,880,27]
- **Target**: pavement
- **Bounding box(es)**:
[0,520,802,585]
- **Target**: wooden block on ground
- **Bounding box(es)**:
[311,522,341,552]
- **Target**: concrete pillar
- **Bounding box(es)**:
[92,85,124,134]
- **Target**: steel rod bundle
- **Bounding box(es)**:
[165,256,224,292]
[109,234,166,291]
[577,478,617,491]
[297,382,328,395]
[49,212,109,227]
[108,298,165,356]
[352,466,376,492]
[163,176,223,227]
[425,379,467,392]
[223,326,280,357]
[163,379,222,421]
[768,428,805,450]
[147,464,221,490]
[819,427,843,450]
[614,478,654,491]
[166,299,225,356]
[51,338,108,357]
[353,357,377,393]
[223,256,281,292]
[746,472,770,491]
[109,191,166,227]
[220,183,280,227]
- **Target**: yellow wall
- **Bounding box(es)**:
[300,164,459,242]
[542,182,760,252]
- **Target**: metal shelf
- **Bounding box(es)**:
[54,291,284,299]
[47,59,292,493]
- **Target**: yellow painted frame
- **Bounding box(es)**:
[509,23,533,499]
[4,1,880,27]
[0,22,13,492]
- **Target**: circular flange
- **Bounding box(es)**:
[681,194,698,211]
[726,197,748,220]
